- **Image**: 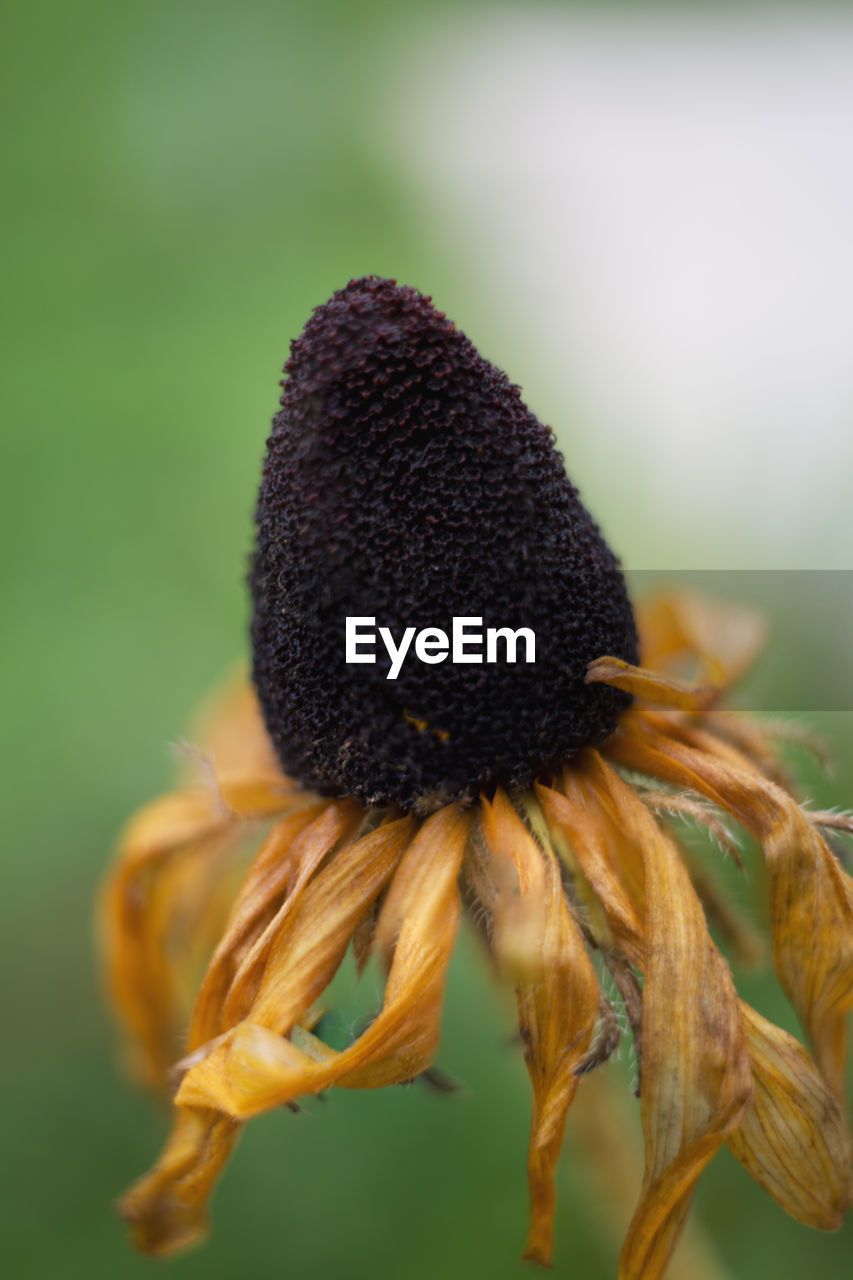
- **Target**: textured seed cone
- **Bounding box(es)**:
[251,277,638,809]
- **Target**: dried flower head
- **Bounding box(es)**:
[100,278,853,1278]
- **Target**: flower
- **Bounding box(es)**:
[100,278,853,1278]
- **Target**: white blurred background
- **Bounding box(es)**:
[383,5,853,570]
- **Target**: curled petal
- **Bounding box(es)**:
[218,800,365,1030]
[565,754,752,1280]
[118,1107,239,1257]
[120,810,418,1255]
[177,807,470,1115]
[480,791,600,1265]
[609,715,853,1096]
[729,1002,852,1230]
[187,801,348,1050]
[587,656,719,713]
[99,788,246,1088]
[242,811,416,1036]
[537,778,644,967]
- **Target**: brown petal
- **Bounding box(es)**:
[480,791,600,1265]
[729,1002,852,1229]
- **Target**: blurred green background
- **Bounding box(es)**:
[2,2,851,1277]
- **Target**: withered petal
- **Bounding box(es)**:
[186,801,336,1050]
[176,808,469,1115]
[568,755,752,1280]
[481,790,600,1265]
[609,716,853,1096]
[117,1107,239,1257]
[586,655,719,713]
[729,1002,852,1230]
[537,776,645,968]
[99,788,247,1088]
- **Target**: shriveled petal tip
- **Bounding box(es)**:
[177,807,470,1117]
[480,791,600,1266]
[586,656,719,713]
[730,1003,852,1230]
[117,1108,239,1257]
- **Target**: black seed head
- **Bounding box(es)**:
[250,277,638,810]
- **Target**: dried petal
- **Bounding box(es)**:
[176,808,468,1114]
[118,1107,239,1257]
[609,714,853,1096]
[99,788,244,1087]
[537,777,644,967]
[587,656,719,713]
[729,1002,852,1229]
[480,791,600,1264]
[550,754,751,1280]
[187,801,349,1049]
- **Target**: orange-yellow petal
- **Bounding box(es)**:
[729,1002,852,1230]
[565,754,752,1280]
[587,655,719,713]
[537,777,645,967]
[99,788,245,1088]
[176,807,470,1115]
[480,791,600,1265]
[608,717,853,1096]
[186,801,339,1050]
[118,1107,239,1257]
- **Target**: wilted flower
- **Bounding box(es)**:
[100,278,852,1278]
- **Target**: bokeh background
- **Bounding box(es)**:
[3,1,852,1277]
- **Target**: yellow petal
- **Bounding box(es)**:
[609,715,853,1096]
[729,1002,852,1230]
[177,807,470,1115]
[480,791,600,1266]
